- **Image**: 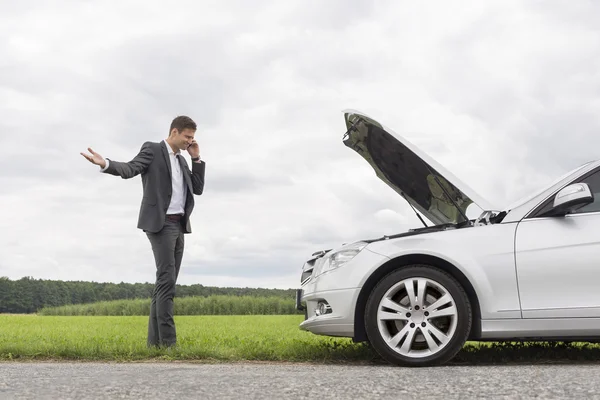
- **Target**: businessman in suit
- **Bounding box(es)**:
[80,115,206,348]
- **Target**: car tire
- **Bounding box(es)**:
[364,264,472,367]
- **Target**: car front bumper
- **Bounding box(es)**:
[295,247,391,338]
[298,287,359,337]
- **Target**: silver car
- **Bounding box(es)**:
[296,109,600,367]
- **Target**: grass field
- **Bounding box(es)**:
[3,314,600,364]
[0,314,373,362]
[37,295,300,316]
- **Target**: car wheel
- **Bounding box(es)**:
[364,265,472,367]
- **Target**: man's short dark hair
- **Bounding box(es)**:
[170,116,197,133]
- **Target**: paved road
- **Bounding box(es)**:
[2,361,600,399]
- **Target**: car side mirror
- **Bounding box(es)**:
[546,183,594,217]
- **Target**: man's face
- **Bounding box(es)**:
[172,128,195,151]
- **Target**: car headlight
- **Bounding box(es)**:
[313,241,367,277]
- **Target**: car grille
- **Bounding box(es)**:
[301,267,313,284]
[300,253,327,284]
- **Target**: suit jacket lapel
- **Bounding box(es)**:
[161,141,172,181]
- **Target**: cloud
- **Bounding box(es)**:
[1,1,599,289]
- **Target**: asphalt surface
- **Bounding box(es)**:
[2,362,600,399]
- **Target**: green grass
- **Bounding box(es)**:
[3,314,600,364]
[0,314,374,362]
[38,295,300,316]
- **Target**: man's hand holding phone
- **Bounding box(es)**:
[187,140,200,160]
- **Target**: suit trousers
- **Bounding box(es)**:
[146,218,184,347]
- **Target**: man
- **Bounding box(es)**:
[80,115,206,348]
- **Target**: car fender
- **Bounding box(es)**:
[359,225,521,320]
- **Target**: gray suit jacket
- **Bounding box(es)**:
[102,140,205,234]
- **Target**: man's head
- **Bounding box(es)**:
[168,115,197,151]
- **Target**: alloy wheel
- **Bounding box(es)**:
[376,276,458,358]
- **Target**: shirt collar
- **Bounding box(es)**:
[163,139,181,156]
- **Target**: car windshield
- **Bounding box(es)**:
[502,162,594,211]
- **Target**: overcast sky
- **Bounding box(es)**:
[1,0,599,289]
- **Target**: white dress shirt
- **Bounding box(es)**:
[164,140,187,215]
[100,139,188,215]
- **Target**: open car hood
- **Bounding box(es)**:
[342,110,496,226]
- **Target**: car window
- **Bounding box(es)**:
[532,167,600,217]
[572,170,600,214]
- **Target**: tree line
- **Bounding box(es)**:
[0,276,297,314]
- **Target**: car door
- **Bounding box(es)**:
[514,167,600,318]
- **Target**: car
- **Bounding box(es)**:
[295,109,600,367]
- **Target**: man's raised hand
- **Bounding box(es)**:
[80,147,107,169]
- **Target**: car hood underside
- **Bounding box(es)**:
[342,109,496,226]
